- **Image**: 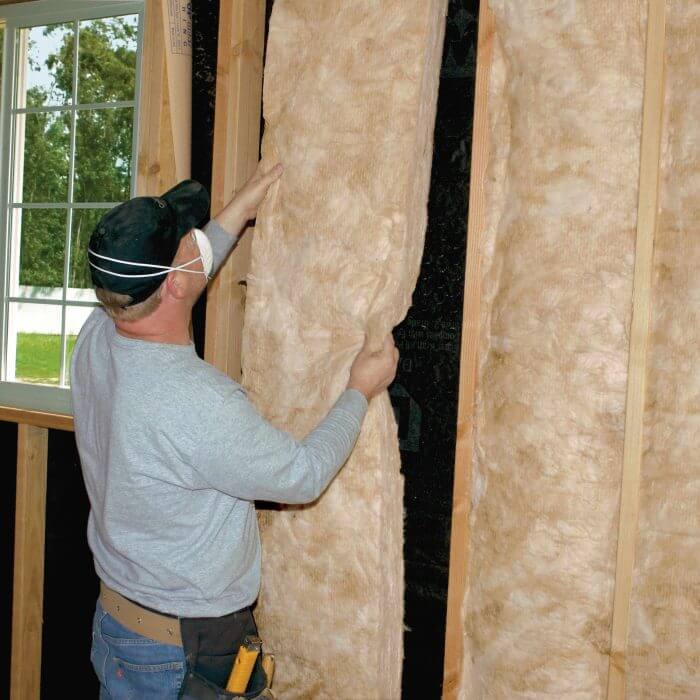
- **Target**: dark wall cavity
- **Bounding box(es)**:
[389,2,479,697]
[191,0,220,358]
[39,429,97,698]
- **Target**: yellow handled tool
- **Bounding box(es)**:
[226,635,262,694]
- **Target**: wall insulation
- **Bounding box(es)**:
[460,1,645,696]
[626,3,700,696]
[240,2,447,698]
[454,1,699,698]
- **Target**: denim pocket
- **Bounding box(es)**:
[91,606,110,687]
[114,658,185,673]
[97,607,186,699]
[110,656,185,699]
[102,627,183,669]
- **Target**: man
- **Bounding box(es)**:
[71,163,399,699]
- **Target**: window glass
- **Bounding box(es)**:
[17,110,71,202]
[2,6,141,402]
[78,15,138,104]
[8,301,63,385]
[19,22,74,108]
[74,107,133,201]
[17,208,67,289]
[69,208,108,297]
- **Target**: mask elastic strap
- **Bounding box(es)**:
[88,248,206,279]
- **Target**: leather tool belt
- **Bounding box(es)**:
[99,581,182,646]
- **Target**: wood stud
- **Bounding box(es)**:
[607,1,667,696]
[442,3,495,697]
[10,425,48,700]
[204,0,266,379]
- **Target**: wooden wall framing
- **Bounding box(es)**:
[442,3,494,697]
[442,1,668,697]
[204,0,265,379]
[10,425,49,700]
[607,1,666,696]
[136,0,177,196]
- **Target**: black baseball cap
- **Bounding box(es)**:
[88,180,210,305]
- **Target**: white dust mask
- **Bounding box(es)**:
[88,228,214,281]
[192,227,213,278]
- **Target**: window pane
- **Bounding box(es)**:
[18,23,74,108]
[16,110,71,203]
[64,305,96,385]
[78,15,138,104]
[74,107,133,201]
[68,208,108,298]
[17,208,67,291]
[8,301,62,385]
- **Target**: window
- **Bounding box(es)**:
[0,1,143,414]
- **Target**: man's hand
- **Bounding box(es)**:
[215,161,283,235]
[347,334,399,401]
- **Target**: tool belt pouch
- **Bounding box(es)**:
[177,614,273,700]
[177,662,273,700]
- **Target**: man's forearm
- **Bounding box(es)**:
[203,162,282,276]
[213,199,250,242]
[298,388,369,501]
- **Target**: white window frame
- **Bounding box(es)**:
[0,0,144,414]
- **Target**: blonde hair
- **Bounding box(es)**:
[95,286,162,322]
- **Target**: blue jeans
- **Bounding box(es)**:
[91,600,186,699]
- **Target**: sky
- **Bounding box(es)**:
[25,22,72,101]
[23,15,138,104]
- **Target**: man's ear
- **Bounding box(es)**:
[164,271,187,300]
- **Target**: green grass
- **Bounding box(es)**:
[16,333,77,385]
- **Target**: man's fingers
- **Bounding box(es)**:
[249,161,282,186]
[260,163,283,187]
[365,334,395,358]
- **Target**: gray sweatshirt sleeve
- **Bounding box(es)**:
[192,388,369,504]
[203,219,241,276]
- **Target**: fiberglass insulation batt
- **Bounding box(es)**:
[461,2,645,697]
[626,3,700,697]
[240,2,446,697]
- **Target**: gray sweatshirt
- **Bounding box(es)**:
[70,220,367,617]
